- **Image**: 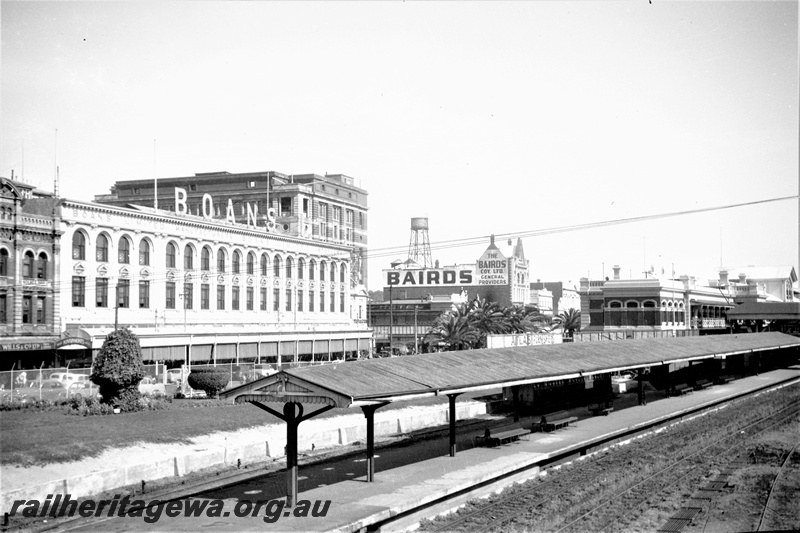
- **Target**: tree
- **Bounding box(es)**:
[553,308,582,338]
[90,328,145,411]
[426,302,480,351]
[469,296,511,347]
[187,368,230,399]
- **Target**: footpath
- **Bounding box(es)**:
[0,399,490,516]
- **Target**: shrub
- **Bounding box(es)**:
[90,328,146,410]
[65,397,115,416]
[187,368,230,399]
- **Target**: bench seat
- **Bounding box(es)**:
[475,422,530,447]
[540,410,578,432]
[589,405,614,416]
[672,383,693,396]
[694,379,713,390]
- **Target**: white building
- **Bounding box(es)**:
[54,198,372,366]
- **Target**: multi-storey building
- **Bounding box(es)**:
[0,178,64,368]
[53,196,371,366]
[95,171,369,287]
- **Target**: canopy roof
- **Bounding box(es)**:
[220,332,800,408]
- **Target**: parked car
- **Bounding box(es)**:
[166,368,185,383]
[66,381,102,401]
[138,376,166,397]
[20,379,101,403]
[49,373,90,385]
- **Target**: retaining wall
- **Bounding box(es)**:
[0,401,487,514]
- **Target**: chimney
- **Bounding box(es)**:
[738,273,747,284]
[612,265,621,280]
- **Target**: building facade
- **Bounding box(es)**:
[95,170,369,287]
[0,178,64,368]
[54,197,372,367]
[578,264,798,337]
[370,236,531,353]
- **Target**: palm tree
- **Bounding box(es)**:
[552,308,581,338]
[469,297,511,347]
[505,304,550,333]
[426,303,480,351]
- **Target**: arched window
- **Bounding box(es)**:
[340,264,345,283]
[201,247,211,271]
[37,252,48,279]
[286,257,293,278]
[0,249,8,276]
[118,237,130,264]
[298,259,305,279]
[626,301,638,308]
[309,260,316,280]
[609,301,622,308]
[330,263,336,282]
[96,234,109,262]
[166,242,177,268]
[232,251,241,274]
[184,245,194,270]
[260,254,268,276]
[139,240,150,266]
[320,261,326,281]
[273,255,282,277]
[217,248,226,273]
[247,252,255,275]
[22,251,34,278]
[72,232,86,260]
[200,246,211,271]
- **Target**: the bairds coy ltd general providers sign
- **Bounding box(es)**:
[383,246,509,287]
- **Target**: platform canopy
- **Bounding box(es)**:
[220,332,800,409]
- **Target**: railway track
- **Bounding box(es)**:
[422,383,800,533]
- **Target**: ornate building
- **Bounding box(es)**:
[0,178,63,368]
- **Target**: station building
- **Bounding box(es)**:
[0,171,373,370]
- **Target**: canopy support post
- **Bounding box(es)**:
[361,402,389,482]
[448,393,461,457]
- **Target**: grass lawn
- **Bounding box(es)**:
[0,391,495,467]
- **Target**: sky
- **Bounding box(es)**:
[2,1,798,291]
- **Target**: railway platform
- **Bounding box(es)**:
[62,367,800,533]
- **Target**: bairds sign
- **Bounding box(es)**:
[173,188,278,231]
[384,268,476,287]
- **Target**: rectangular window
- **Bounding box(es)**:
[297,290,303,312]
[247,287,254,311]
[36,296,45,323]
[330,291,335,312]
[96,278,109,308]
[217,285,225,310]
[280,197,292,216]
[166,282,176,309]
[201,284,209,310]
[273,288,280,311]
[139,280,150,308]
[72,277,85,307]
[0,294,6,323]
[333,206,341,222]
[22,295,31,324]
[320,291,325,312]
[340,292,345,313]
[346,210,353,225]
[260,287,267,311]
[309,292,314,312]
[302,198,309,215]
[285,289,292,311]
[184,283,193,309]
[117,280,130,308]
[232,286,240,310]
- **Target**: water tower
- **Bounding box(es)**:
[408,217,433,268]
